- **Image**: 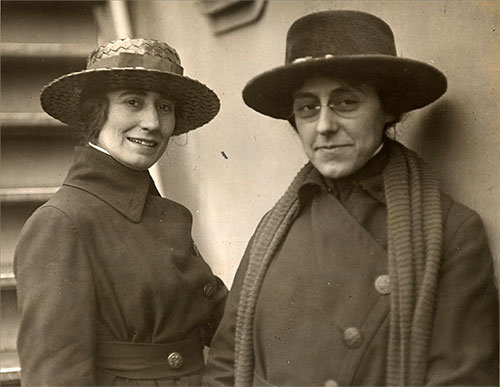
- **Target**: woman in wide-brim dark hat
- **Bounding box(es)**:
[15,37,228,386]
[203,10,498,387]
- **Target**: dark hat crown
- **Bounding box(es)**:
[285,10,396,64]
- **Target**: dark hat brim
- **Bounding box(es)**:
[40,68,220,135]
[242,55,447,119]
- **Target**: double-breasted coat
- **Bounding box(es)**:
[203,144,499,386]
[14,146,228,386]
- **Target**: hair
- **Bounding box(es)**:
[375,83,406,132]
[287,73,405,134]
[78,93,109,145]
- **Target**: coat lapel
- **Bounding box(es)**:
[311,192,390,385]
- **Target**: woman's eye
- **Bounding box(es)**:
[331,96,360,111]
[301,103,318,111]
[126,99,140,107]
[158,103,174,113]
[293,100,319,113]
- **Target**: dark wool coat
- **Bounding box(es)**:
[14,146,228,386]
[203,148,499,386]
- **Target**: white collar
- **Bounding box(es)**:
[88,142,110,156]
[372,142,384,158]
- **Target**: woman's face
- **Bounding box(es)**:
[96,89,176,171]
[293,76,394,179]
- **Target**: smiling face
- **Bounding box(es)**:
[293,76,394,179]
[96,89,176,171]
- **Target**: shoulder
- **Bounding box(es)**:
[440,192,484,237]
[15,198,85,276]
[22,186,106,237]
[147,194,194,222]
[18,196,85,247]
[44,184,114,219]
[440,192,491,260]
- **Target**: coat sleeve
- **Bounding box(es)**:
[192,241,229,346]
[202,242,252,386]
[426,202,499,386]
[14,206,97,386]
[204,275,229,346]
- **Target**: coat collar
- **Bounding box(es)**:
[63,146,159,222]
[299,141,389,207]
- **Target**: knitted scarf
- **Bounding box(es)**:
[234,140,443,386]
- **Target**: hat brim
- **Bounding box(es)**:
[40,68,220,135]
[242,55,447,119]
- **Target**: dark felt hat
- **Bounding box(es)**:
[242,10,447,119]
[40,38,220,135]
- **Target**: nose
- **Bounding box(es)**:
[315,104,339,135]
[139,102,160,131]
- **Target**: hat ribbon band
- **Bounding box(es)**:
[291,54,336,64]
[88,52,184,75]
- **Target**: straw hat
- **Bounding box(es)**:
[40,38,220,135]
[242,10,447,119]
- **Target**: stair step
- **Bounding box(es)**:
[1,42,91,59]
[0,187,59,204]
[1,136,76,188]
[0,273,16,290]
[1,290,20,351]
[0,350,21,385]
[1,112,72,137]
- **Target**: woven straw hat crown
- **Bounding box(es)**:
[243,10,447,119]
[41,38,220,135]
[86,38,183,73]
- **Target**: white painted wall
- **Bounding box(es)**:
[131,0,499,287]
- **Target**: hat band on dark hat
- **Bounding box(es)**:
[87,52,184,75]
[292,54,336,64]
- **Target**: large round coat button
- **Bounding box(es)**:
[374,274,391,295]
[324,379,339,387]
[203,282,215,299]
[343,327,363,348]
[167,352,183,369]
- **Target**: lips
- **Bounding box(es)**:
[315,144,352,151]
[127,137,158,147]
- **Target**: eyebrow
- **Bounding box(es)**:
[118,90,148,98]
[293,86,362,99]
[293,91,317,99]
[118,90,173,102]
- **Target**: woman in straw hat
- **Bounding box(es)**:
[203,10,498,387]
[14,38,227,386]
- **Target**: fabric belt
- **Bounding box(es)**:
[96,337,205,380]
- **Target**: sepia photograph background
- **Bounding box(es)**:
[1,0,499,382]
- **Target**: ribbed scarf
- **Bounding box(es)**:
[234,141,443,386]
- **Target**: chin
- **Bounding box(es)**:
[318,164,363,179]
[121,159,152,171]
[315,164,350,179]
